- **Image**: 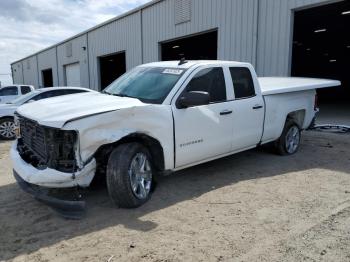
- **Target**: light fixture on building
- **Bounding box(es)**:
[172,45,180,49]
[341,10,350,15]
[314,28,327,33]
[329,59,337,63]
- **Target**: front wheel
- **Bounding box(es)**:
[106,143,154,208]
[0,118,16,140]
[275,120,301,155]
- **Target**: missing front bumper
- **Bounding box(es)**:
[13,170,86,219]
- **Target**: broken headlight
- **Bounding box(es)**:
[45,129,78,173]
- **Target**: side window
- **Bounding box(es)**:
[32,90,62,101]
[64,89,87,95]
[0,86,18,96]
[185,67,226,103]
[45,90,66,98]
[32,92,50,101]
[21,86,32,94]
[229,67,256,99]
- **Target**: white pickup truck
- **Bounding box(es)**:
[11,60,339,217]
[0,85,34,104]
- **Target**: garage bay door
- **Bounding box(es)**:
[65,63,81,87]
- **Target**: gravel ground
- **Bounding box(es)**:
[0,131,350,262]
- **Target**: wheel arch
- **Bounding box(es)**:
[286,109,306,129]
[93,132,165,177]
[0,115,14,121]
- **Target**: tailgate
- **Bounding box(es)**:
[259,77,340,96]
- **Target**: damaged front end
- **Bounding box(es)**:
[17,115,78,173]
[12,114,96,219]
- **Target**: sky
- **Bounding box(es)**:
[0,0,151,87]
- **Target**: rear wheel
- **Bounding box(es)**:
[106,143,154,208]
[275,120,301,155]
[0,118,16,140]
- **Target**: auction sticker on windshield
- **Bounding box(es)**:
[162,69,184,75]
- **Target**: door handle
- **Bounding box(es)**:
[253,105,263,110]
[220,110,233,116]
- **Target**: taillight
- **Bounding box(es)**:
[314,94,319,111]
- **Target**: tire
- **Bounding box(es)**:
[0,118,16,140]
[275,120,301,156]
[106,142,154,208]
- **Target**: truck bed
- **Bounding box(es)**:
[258,77,340,96]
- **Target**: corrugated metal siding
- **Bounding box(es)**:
[22,56,39,88]
[256,0,340,76]
[11,0,339,87]
[11,62,24,84]
[87,12,142,90]
[37,47,58,87]
[142,0,258,65]
[57,34,89,88]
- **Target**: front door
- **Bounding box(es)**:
[172,66,234,168]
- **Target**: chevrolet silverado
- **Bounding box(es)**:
[10,60,340,217]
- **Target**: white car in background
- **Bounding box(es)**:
[0,87,94,140]
[0,85,35,104]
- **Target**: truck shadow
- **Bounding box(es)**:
[0,132,349,260]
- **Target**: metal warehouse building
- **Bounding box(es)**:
[11,0,350,105]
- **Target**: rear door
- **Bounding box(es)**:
[0,86,19,103]
[172,66,234,168]
[228,67,265,151]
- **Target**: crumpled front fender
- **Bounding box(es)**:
[63,105,174,170]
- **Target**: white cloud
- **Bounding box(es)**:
[0,0,151,86]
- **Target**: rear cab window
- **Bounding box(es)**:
[184,67,227,103]
[229,67,256,99]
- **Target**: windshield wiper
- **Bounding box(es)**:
[112,93,136,99]
[102,91,138,100]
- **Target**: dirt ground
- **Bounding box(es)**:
[0,131,350,262]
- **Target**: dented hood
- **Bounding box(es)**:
[16,92,145,128]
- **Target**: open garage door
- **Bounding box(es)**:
[292,1,350,108]
[161,30,218,61]
[99,52,126,91]
[65,63,80,87]
[42,69,53,88]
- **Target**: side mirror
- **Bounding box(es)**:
[177,91,210,109]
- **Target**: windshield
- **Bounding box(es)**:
[103,67,186,104]
[8,90,40,105]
